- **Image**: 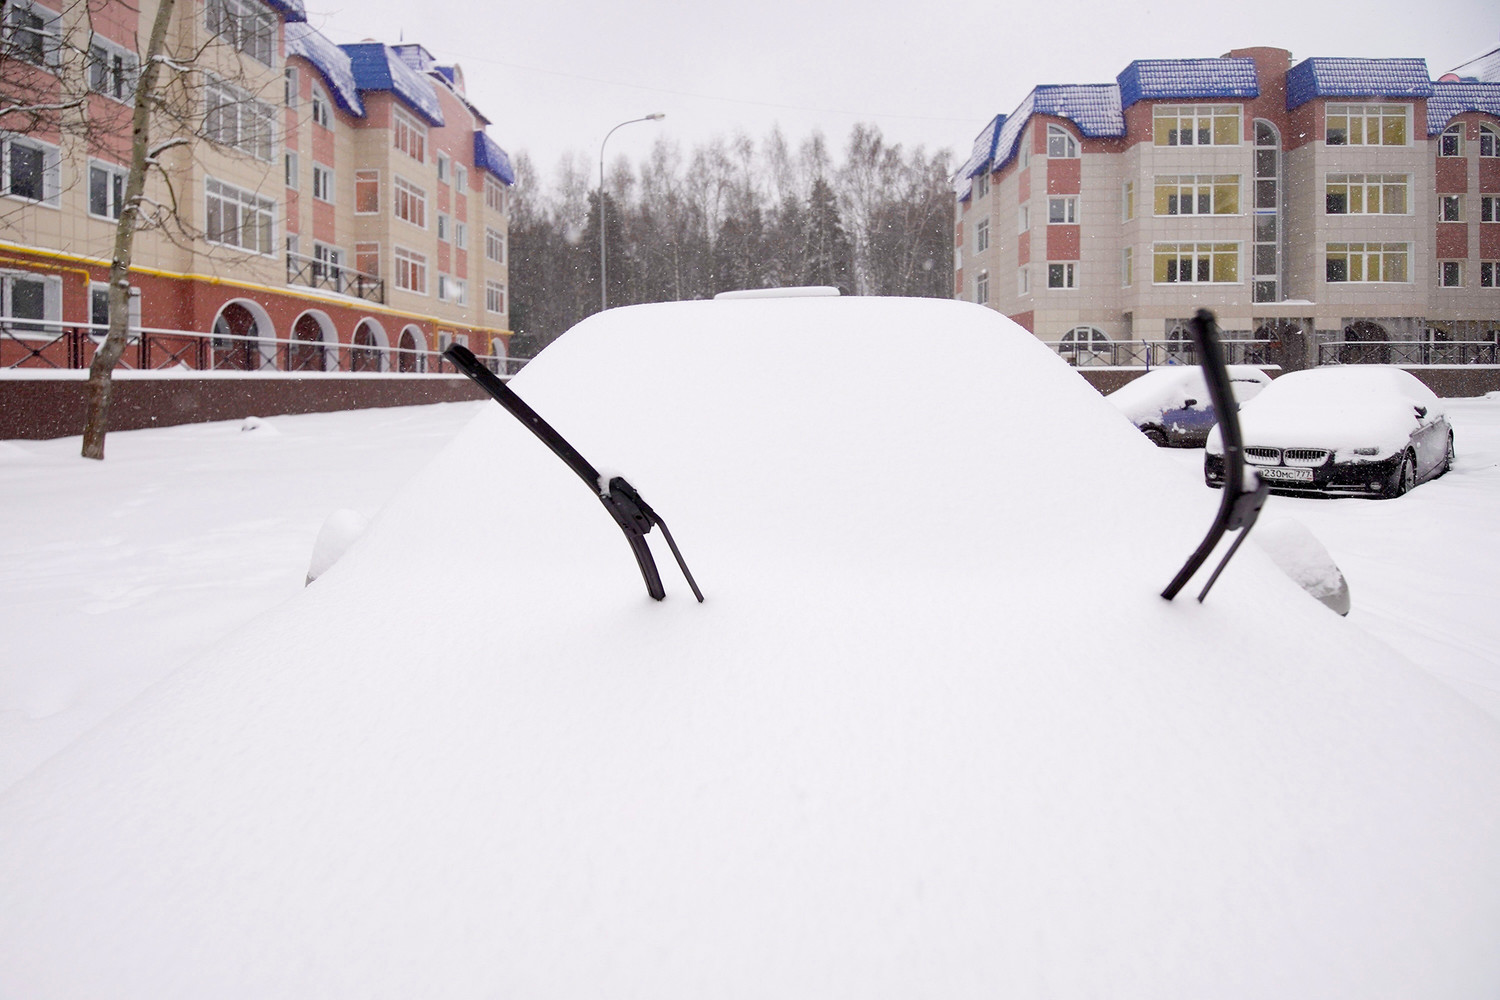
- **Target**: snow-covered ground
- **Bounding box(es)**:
[2,299,1499,995]
[0,402,483,792]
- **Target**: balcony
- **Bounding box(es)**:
[286,252,385,304]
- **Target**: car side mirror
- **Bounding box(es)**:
[1183,398,1198,408]
[1414,405,1428,419]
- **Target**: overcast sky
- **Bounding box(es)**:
[304,0,1499,183]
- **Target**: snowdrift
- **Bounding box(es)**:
[2,297,1498,998]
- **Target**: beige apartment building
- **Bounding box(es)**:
[955,47,1500,367]
[0,0,514,371]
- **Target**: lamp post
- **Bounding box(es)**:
[599,113,664,312]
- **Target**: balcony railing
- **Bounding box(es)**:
[1316,340,1500,366]
[286,252,385,303]
[1042,339,1275,368]
[1,321,525,377]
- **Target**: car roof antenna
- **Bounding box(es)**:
[444,344,704,603]
[1161,309,1270,603]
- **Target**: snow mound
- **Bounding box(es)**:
[2,297,1498,998]
[304,508,370,585]
[239,416,280,435]
[1253,516,1352,615]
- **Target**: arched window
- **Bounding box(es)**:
[397,327,426,373]
[1440,123,1464,157]
[1047,124,1079,159]
[1480,124,1499,158]
[1058,325,1111,359]
[352,320,384,372]
[212,303,261,371]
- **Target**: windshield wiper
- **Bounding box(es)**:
[444,344,703,603]
[1161,309,1270,603]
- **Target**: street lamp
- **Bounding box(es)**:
[599,113,664,312]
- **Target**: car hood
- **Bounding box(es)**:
[3,298,1498,998]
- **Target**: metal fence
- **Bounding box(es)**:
[1042,338,1275,368]
[1316,340,1500,366]
[1,321,525,377]
[285,252,385,303]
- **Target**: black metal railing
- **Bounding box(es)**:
[285,252,386,304]
[1317,340,1500,366]
[1044,338,1275,368]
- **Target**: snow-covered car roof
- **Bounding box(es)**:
[1210,365,1444,453]
[2,300,1497,996]
[1107,364,1270,424]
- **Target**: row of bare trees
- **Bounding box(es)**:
[507,124,955,355]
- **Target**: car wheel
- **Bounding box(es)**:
[1439,432,1455,476]
[1143,427,1168,447]
[1385,450,1416,498]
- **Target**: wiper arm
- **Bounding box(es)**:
[444,344,703,603]
[1161,309,1270,603]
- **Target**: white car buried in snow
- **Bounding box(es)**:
[2,297,1498,998]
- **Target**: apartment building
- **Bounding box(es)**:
[0,0,514,371]
[954,47,1500,365]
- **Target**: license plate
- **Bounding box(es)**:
[1256,467,1314,483]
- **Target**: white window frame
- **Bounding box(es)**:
[1481,125,1499,158]
[88,159,128,220]
[1324,242,1410,283]
[1439,261,1463,288]
[3,1,62,70]
[1440,124,1464,157]
[205,0,275,66]
[394,246,427,294]
[1017,267,1029,296]
[1122,180,1135,221]
[1018,204,1030,233]
[485,279,506,314]
[485,227,506,264]
[87,36,139,104]
[393,175,427,228]
[1481,195,1500,224]
[1121,246,1133,287]
[1047,124,1079,158]
[1,132,61,206]
[285,151,299,189]
[284,66,299,108]
[437,152,450,184]
[354,169,379,215]
[975,269,989,304]
[1047,262,1077,289]
[393,106,427,163]
[1325,103,1409,147]
[453,162,468,192]
[204,77,275,161]
[312,163,334,203]
[310,83,331,129]
[975,173,989,198]
[204,176,275,255]
[1480,261,1498,288]
[1153,242,1241,284]
[1438,194,1463,223]
[1324,174,1409,215]
[436,212,450,242]
[1153,175,1240,216]
[438,274,466,305]
[975,217,989,253]
[1047,196,1077,225]
[453,220,468,250]
[485,175,506,214]
[1154,104,1242,147]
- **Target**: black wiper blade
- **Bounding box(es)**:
[444,343,703,603]
[1161,309,1270,603]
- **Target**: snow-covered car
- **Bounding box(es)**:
[1205,365,1455,498]
[1107,365,1271,447]
[3,299,1498,997]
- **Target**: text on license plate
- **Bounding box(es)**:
[1256,467,1314,482]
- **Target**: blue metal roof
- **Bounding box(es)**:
[956,115,1004,196]
[1427,81,1500,134]
[285,23,363,117]
[978,84,1124,178]
[1285,58,1432,110]
[341,43,445,126]
[473,131,515,185]
[1117,58,1259,109]
[261,0,306,22]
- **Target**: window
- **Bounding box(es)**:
[454,163,468,191]
[206,0,275,65]
[1439,261,1463,287]
[1325,174,1408,215]
[204,80,274,160]
[1018,204,1030,233]
[1017,268,1030,295]
[975,270,989,304]
[1154,104,1241,146]
[88,282,139,334]
[974,172,990,199]
[355,169,379,213]
[1438,195,1463,222]
[354,242,379,277]
[1047,124,1079,158]
[3,1,60,68]
[485,227,505,264]
[1020,139,1031,170]
[285,151,298,189]
[1325,104,1407,146]
[975,218,989,253]
[310,85,330,129]
[284,66,299,107]
[438,275,466,305]
[437,213,450,242]
[312,242,342,283]
[393,106,426,162]
[88,39,138,102]
[1,133,60,205]
[485,176,506,214]
[485,280,506,314]
[1481,261,1498,288]
[312,164,333,203]
[1481,125,1499,158]
[1047,262,1076,289]
[88,161,127,219]
[394,176,426,227]
[1482,196,1500,224]
[1122,180,1134,221]
[1047,196,1077,224]
[1324,243,1409,283]
[437,152,449,183]
[1153,243,1239,283]
[453,221,468,250]
[394,247,427,293]
[1,272,57,330]
[1121,247,1133,286]
[1153,175,1239,216]
[1440,123,1464,157]
[205,177,275,254]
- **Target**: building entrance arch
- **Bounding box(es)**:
[211,300,274,370]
